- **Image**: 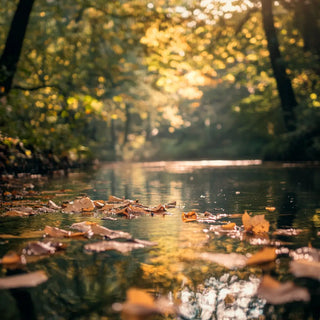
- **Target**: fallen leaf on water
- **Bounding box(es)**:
[48,200,61,210]
[115,288,176,319]
[108,195,125,203]
[0,251,22,265]
[198,252,247,269]
[165,201,176,208]
[224,293,235,305]
[0,230,44,239]
[84,239,155,254]
[290,260,320,280]
[242,211,269,234]
[222,222,236,230]
[71,221,132,239]
[246,247,277,266]
[257,275,310,304]
[23,241,66,256]
[3,210,35,217]
[182,211,198,222]
[44,226,85,238]
[265,206,276,212]
[63,196,95,213]
[0,270,48,289]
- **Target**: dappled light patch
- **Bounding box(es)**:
[257,275,310,304]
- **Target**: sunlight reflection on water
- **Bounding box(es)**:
[178,274,264,320]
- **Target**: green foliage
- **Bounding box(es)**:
[0,0,319,172]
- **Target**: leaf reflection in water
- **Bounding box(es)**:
[178,274,264,320]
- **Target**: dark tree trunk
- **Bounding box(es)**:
[294,0,320,55]
[0,0,35,97]
[261,0,297,132]
[123,103,131,144]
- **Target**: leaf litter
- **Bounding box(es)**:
[0,187,319,310]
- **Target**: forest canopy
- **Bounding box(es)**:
[0,0,319,173]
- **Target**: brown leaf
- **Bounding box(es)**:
[118,288,176,318]
[3,210,35,217]
[290,260,320,280]
[70,221,132,239]
[182,211,198,222]
[63,197,95,213]
[108,195,124,203]
[23,241,65,256]
[242,211,269,234]
[257,275,310,304]
[246,247,277,266]
[165,201,176,208]
[44,226,85,238]
[0,270,48,289]
[199,252,247,269]
[84,239,155,254]
[0,251,22,265]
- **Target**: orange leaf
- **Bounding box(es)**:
[222,222,236,230]
[182,211,197,222]
[242,211,269,234]
[1,251,21,265]
[246,247,276,265]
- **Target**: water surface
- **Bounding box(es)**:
[0,161,319,319]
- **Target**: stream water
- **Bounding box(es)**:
[0,161,319,320]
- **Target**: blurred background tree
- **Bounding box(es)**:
[0,0,319,173]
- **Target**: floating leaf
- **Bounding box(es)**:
[222,222,236,230]
[242,211,269,234]
[290,260,320,280]
[165,201,176,208]
[265,206,276,212]
[71,221,132,239]
[3,210,35,217]
[63,197,95,213]
[23,241,65,256]
[48,200,61,210]
[182,211,198,222]
[257,275,310,304]
[0,251,22,265]
[116,288,176,318]
[84,239,155,254]
[108,195,124,203]
[44,226,85,238]
[0,270,48,289]
[199,252,247,269]
[246,247,276,266]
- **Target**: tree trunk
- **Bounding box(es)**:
[0,0,35,98]
[261,0,297,132]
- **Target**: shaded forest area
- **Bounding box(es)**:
[0,0,319,174]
